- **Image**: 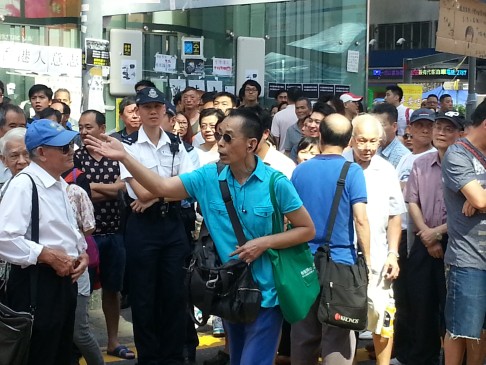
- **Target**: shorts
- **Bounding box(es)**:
[93,233,126,292]
[445,265,486,339]
[367,271,394,335]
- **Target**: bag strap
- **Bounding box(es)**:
[18,173,39,314]
[323,161,351,245]
[269,171,285,234]
[218,165,248,246]
[456,139,486,170]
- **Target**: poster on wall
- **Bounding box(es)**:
[154,53,177,73]
[207,80,223,92]
[121,60,137,84]
[213,58,232,77]
[85,39,110,67]
[346,50,359,73]
[184,58,205,76]
[169,79,187,99]
[188,79,205,91]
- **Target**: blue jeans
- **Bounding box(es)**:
[445,265,486,339]
[225,307,283,365]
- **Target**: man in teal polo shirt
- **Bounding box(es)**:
[85,108,315,365]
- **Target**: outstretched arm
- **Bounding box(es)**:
[85,134,189,200]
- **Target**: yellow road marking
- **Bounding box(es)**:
[80,335,370,363]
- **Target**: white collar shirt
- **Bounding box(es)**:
[0,162,86,267]
[344,151,406,272]
[120,126,195,199]
[263,144,296,179]
[0,160,12,184]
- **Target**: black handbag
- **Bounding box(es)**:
[186,169,262,325]
[0,173,39,365]
[314,161,369,331]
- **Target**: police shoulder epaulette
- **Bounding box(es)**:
[183,141,194,153]
[122,131,139,145]
[165,131,180,143]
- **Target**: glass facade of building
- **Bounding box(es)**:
[107,0,367,106]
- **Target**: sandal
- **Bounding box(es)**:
[107,345,136,359]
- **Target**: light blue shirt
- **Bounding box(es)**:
[378,137,411,169]
[180,157,303,307]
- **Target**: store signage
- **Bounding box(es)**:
[370,68,468,79]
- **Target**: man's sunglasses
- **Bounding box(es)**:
[55,142,74,154]
[214,132,235,143]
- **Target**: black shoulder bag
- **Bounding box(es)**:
[186,165,262,325]
[313,161,369,331]
[0,173,39,365]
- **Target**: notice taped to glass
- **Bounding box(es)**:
[85,38,110,67]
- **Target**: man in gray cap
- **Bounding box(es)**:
[0,119,88,365]
[120,87,195,365]
[393,108,437,365]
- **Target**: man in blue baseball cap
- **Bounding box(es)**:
[0,119,88,365]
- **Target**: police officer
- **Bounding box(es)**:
[120,87,194,365]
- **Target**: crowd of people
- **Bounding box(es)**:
[0,78,484,365]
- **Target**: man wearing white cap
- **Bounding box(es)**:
[340,92,363,121]
[0,119,88,365]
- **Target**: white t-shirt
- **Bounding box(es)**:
[396,147,436,230]
[270,105,297,152]
[344,151,406,272]
[196,145,220,166]
[263,144,296,179]
[396,104,413,136]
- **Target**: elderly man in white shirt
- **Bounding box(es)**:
[0,119,88,365]
[344,114,405,365]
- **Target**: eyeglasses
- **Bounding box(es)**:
[201,124,217,131]
[245,87,258,93]
[52,142,74,154]
[403,133,413,140]
[214,132,235,143]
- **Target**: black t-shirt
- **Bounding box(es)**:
[74,147,121,234]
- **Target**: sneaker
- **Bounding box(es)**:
[203,350,230,365]
[194,307,203,328]
[212,316,225,338]
[390,358,405,365]
[359,330,373,340]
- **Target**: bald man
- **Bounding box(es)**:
[291,113,371,365]
[343,115,406,365]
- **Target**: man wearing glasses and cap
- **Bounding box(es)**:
[120,87,195,365]
[403,111,464,365]
[393,108,437,365]
[0,120,88,365]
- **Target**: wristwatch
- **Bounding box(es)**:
[435,232,443,241]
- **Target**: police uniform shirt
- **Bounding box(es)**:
[0,162,86,266]
[120,125,194,199]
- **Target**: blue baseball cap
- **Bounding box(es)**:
[25,119,79,151]
[136,87,166,105]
